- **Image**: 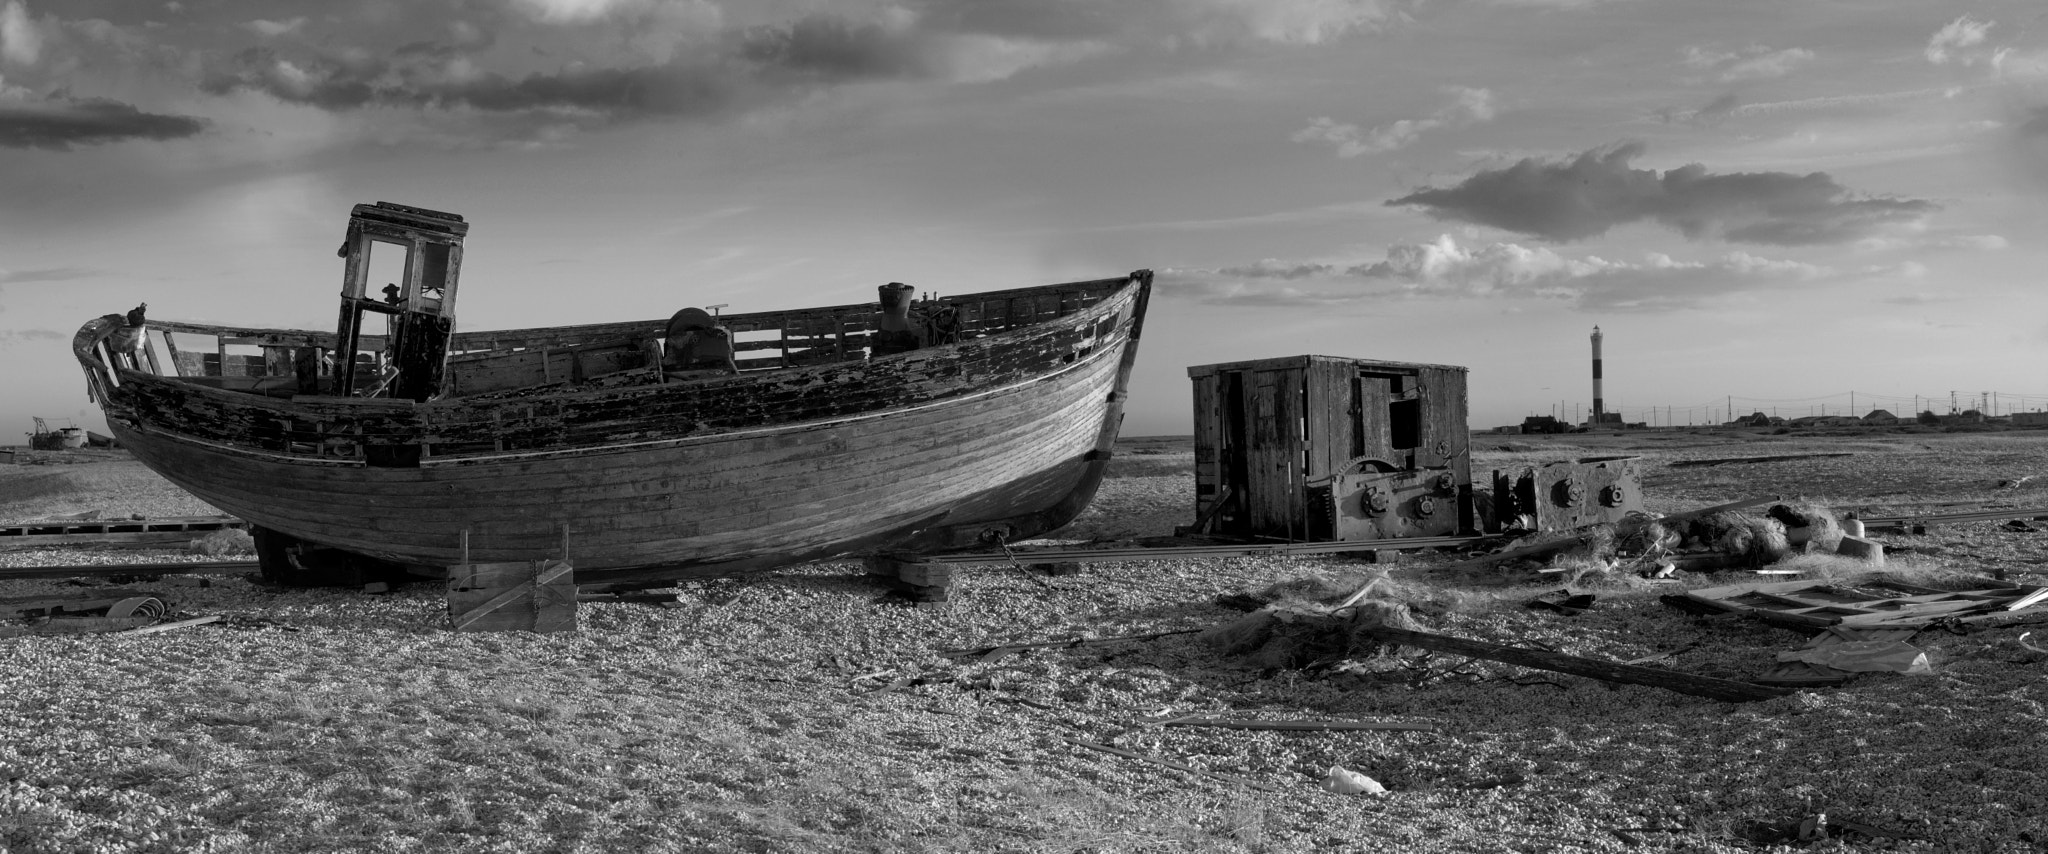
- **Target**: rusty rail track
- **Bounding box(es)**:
[0,515,247,552]
[929,534,1489,565]
[0,560,259,582]
[1859,506,2048,527]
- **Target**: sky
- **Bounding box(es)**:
[3,0,2047,443]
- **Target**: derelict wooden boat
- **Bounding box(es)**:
[72,202,1152,585]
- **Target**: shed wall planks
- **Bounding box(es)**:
[1188,355,1471,543]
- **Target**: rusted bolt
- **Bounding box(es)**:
[1560,478,1585,507]
[1436,471,1457,494]
[1434,438,1451,458]
[1416,495,1437,516]
[1603,483,1627,507]
[1362,486,1391,516]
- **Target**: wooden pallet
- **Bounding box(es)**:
[1684,576,2048,630]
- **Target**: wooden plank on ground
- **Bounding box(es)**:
[1354,623,1795,703]
[1159,717,1436,733]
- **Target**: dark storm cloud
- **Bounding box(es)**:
[0,95,207,150]
[200,14,938,121]
[912,0,1141,41]
[736,16,931,79]
[1386,142,1938,245]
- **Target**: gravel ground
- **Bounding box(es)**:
[3,433,2048,853]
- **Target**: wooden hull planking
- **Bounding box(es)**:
[83,274,1151,581]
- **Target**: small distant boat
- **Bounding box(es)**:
[73,201,1152,586]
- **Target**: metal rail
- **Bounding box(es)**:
[1860,506,2048,527]
[0,560,259,582]
[1,515,245,538]
[928,534,1490,565]
[0,516,249,553]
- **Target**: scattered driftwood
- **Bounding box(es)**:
[1679,576,2048,630]
[1352,623,1793,703]
[119,615,222,635]
[1209,603,1792,703]
[1667,453,1854,468]
[1417,495,1784,579]
[1060,737,1276,792]
[1654,495,1785,524]
[1158,716,1435,733]
[939,629,1202,661]
[1423,535,1599,575]
[0,616,157,638]
[577,590,683,606]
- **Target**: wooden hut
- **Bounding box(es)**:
[1187,355,1471,542]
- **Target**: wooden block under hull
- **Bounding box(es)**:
[865,553,953,606]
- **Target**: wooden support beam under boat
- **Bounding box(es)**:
[865,553,953,607]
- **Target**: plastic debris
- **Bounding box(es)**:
[1775,640,1932,675]
[1321,765,1387,795]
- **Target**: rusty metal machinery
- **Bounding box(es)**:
[1309,458,1464,541]
[1493,456,1643,532]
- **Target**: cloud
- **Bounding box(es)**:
[199,13,954,122]
[1658,92,1740,125]
[1294,86,1493,157]
[0,0,40,65]
[0,267,95,285]
[912,0,1406,46]
[1217,259,1339,279]
[1683,44,1814,81]
[1355,237,1833,311]
[1725,88,1944,117]
[1856,233,2007,252]
[1175,235,1835,311]
[1926,15,1993,65]
[1386,142,1938,244]
[1723,47,1813,81]
[244,17,306,38]
[0,94,207,149]
[513,0,652,24]
[0,329,66,349]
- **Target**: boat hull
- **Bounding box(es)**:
[85,274,1150,583]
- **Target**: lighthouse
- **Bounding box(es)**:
[1590,325,1604,426]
